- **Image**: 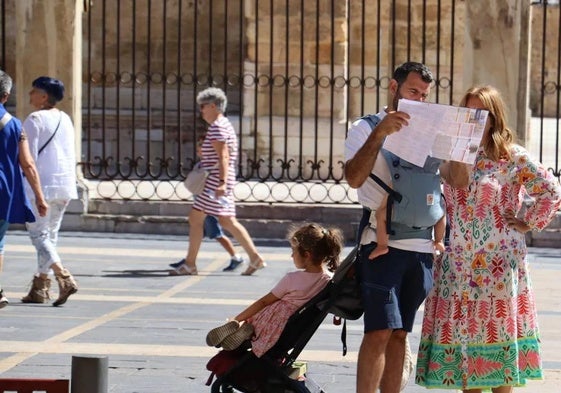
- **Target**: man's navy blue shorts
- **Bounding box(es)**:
[358,242,434,332]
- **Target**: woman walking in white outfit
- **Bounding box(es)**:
[22,76,78,306]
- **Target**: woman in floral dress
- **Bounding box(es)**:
[416,85,561,393]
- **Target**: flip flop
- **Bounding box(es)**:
[169,263,198,276]
[241,259,266,276]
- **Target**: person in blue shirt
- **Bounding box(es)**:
[0,69,48,309]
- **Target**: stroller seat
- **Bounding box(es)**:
[209,283,332,393]
[209,247,360,393]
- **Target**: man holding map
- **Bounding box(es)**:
[344,61,478,393]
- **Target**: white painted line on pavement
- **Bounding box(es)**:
[5,292,253,305]
[0,258,227,373]
[0,341,359,363]
[5,245,289,261]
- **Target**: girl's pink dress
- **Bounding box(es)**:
[248,269,330,357]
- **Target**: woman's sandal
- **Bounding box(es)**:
[241,258,266,276]
[169,263,198,276]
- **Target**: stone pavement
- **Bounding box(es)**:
[0,231,560,393]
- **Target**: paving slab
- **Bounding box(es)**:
[0,231,560,392]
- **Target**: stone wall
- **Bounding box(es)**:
[84,0,243,90]
[241,0,347,179]
[2,0,559,184]
[1,1,556,116]
[240,1,467,179]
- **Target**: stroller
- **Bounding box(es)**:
[208,246,361,393]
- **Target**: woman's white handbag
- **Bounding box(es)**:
[183,162,209,195]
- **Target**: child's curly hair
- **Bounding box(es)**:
[288,223,344,272]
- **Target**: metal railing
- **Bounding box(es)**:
[76,0,560,202]
[532,0,561,180]
[81,0,463,203]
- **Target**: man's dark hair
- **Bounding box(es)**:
[393,62,433,85]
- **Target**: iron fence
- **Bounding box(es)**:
[532,0,561,180]
[0,1,556,204]
[80,0,460,202]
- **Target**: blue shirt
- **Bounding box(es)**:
[0,104,36,223]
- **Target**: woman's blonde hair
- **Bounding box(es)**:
[459,85,514,161]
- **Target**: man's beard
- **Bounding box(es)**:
[392,87,402,110]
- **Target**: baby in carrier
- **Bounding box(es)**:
[369,194,446,259]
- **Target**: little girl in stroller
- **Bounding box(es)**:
[206,223,344,357]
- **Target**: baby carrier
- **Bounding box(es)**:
[207,247,362,393]
[361,114,444,239]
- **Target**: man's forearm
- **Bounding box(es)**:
[345,131,385,188]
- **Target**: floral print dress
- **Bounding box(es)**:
[416,145,561,390]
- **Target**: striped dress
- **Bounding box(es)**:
[193,115,238,217]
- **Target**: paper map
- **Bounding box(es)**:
[382,99,488,166]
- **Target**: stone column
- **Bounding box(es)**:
[463,0,531,145]
[14,0,84,166]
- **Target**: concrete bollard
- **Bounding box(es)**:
[71,355,108,393]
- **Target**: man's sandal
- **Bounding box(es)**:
[169,263,198,276]
[241,259,266,276]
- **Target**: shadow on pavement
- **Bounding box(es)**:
[98,270,172,278]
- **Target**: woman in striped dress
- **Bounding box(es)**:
[170,87,265,276]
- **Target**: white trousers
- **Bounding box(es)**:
[26,199,69,274]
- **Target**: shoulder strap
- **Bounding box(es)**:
[358,114,404,236]
[38,112,62,155]
[360,113,381,129]
[0,112,13,130]
[368,172,402,236]
[369,150,403,236]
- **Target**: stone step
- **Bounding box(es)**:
[53,199,561,248]
[527,228,561,248]
[61,200,363,243]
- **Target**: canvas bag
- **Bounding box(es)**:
[401,336,414,391]
[183,162,210,195]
